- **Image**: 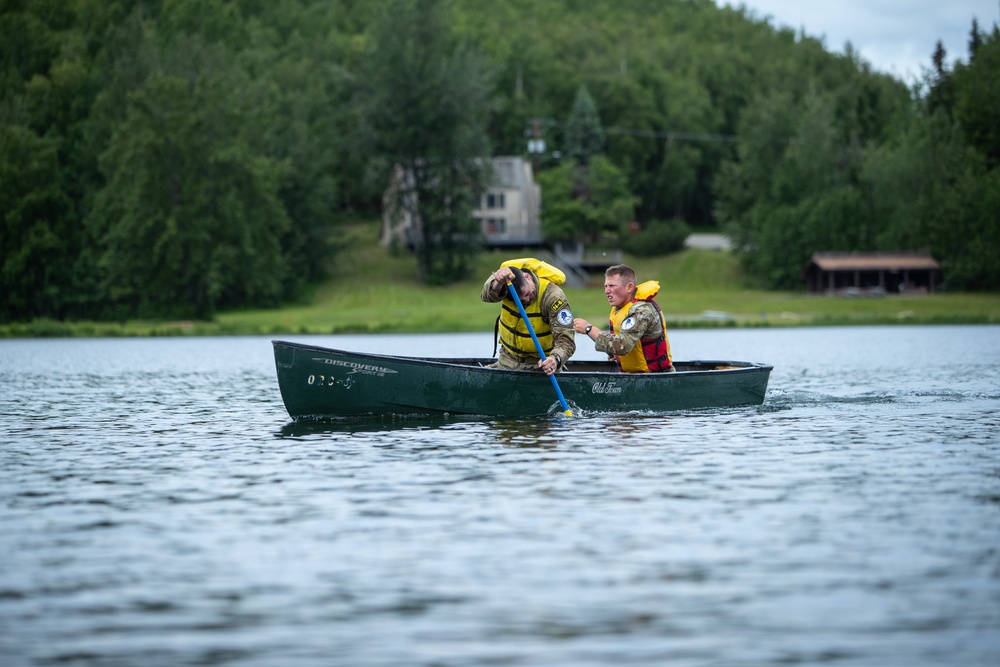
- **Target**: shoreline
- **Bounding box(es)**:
[3,312,998,339]
[6,240,999,338]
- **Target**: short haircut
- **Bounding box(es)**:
[509,267,531,301]
[605,264,636,285]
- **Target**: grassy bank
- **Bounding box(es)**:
[3,223,999,337]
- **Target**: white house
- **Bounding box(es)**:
[380,156,542,248]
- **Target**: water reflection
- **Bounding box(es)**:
[278,414,468,438]
[278,414,569,448]
[484,418,561,448]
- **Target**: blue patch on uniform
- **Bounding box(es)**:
[622,316,637,331]
[556,308,573,326]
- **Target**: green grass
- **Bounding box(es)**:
[3,221,999,337]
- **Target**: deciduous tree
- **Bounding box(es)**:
[88,32,289,318]
[354,0,495,284]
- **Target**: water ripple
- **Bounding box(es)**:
[1,330,999,666]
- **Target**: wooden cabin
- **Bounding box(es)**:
[803,252,941,295]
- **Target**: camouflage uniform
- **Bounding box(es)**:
[594,300,673,369]
[481,273,576,371]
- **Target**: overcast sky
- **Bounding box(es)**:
[717,1,999,83]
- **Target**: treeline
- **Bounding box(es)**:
[1,0,997,323]
[716,20,1000,291]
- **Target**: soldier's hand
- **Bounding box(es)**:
[493,267,515,286]
[539,356,558,376]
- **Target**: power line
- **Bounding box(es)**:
[526,118,739,143]
[605,127,739,143]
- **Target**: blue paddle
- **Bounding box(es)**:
[506,280,573,417]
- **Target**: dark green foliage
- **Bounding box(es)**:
[0,7,59,81]
[0,125,74,321]
[539,156,638,243]
[84,17,293,319]
[951,27,1000,169]
[862,105,999,291]
[717,18,999,291]
[0,0,351,322]
[564,86,605,165]
[88,38,290,318]
[538,88,637,244]
[2,0,998,325]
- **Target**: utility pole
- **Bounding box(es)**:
[526,117,545,175]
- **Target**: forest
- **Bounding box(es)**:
[1,0,997,322]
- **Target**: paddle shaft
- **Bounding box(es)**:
[505,280,573,417]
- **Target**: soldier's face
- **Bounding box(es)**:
[604,277,634,308]
[519,273,537,304]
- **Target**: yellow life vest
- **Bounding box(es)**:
[500,257,566,285]
[497,258,563,358]
[608,280,673,373]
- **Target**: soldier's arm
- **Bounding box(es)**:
[480,276,507,303]
[542,286,576,363]
[593,303,657,356]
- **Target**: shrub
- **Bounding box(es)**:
[623,219,691,257]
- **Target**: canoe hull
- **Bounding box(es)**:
[273,340,772,420]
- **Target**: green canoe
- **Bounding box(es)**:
[273,340,772,420]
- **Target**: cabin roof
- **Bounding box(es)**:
[807,252,940,271]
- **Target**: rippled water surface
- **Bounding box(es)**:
[2,326,999,666]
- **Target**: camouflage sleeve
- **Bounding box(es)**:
[480,276,506,303]
[594,302,662,356]
[540,284,576,362]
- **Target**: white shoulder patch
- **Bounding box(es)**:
[621,316,637,331]
[556,308,573,327]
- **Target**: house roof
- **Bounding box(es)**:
[490,156,529,190]
[808,252,940,271]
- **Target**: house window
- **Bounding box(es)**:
[486,192,505,209]
[484,218,506,234]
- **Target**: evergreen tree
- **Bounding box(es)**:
[539,86,636,244]
[968,18,982,59]
[928,40,955,116]
[539,156,637,243]
[953,22,1000,169]
[564,85,605,165]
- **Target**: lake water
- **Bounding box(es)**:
[1,326,998,667]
